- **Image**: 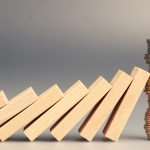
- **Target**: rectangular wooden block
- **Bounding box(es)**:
[50,76,112,141]
[78,70,133,141]
[0,91,8,109]
[103,67,150,141]
[0,84,64,141]
[0,87,38,126]
[23,80,89,141]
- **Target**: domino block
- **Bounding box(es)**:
[23,80,89,141]
[0,87,38,126]
[0,91,8,109]
[0,84,64,141]
[50,76,112,141]
[103,67,150,141]
[78,70,133,141]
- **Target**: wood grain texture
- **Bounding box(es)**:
[0,87,38,126]
[78,70,133,141]
[0,84,64,141]
[23,80,89,141]
[103,67,150,142]
[0,91,8,109]
[50,76,112,141]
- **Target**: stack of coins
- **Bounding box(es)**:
[144,39,150,139]
[145,39,150,64]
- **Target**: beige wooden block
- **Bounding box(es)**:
[78,70,133,141]
[0,91,8,109]
[103,67,150,141]
[50,76,112,141]
[23,80,89,141]
[0,85,64,141]
[0,87,38,126]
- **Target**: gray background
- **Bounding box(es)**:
[0,0,150,149]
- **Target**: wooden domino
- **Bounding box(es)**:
[0,87,38,126]
[78,70,133,141]
[0,84,64,141]
[0,91,8,109]
[23,80,89,141]
[50,76,112,141]
[103,67,150,141]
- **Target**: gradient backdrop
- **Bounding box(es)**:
[0,1,150,150]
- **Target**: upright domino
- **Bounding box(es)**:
[78,70,133,141]
[103,67,150,141]
[0,85,64,141]
[24,80,89,141]
[50,76,112,141]
[0,91,8,108]
[0,87,38,126]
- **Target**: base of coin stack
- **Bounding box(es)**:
[144,73,150,140]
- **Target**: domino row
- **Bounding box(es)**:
[0,67,149,142]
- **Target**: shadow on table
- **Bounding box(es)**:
[4,136,29,142]
[120,135,148,141]
[2,134,148,142]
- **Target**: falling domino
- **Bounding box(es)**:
[0,87,38,126]
[0,84,64,141]
[23,80,89,141]
[78,70,133,141]
[103,67,150,141]
[50,76,112,141]
[0,91,8,109]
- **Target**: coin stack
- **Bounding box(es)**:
[144,39,150,139]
